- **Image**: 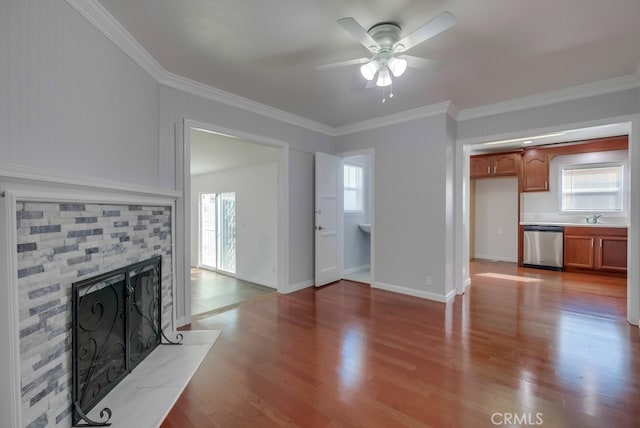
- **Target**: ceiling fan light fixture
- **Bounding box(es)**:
[376,68,392,87]
[360,60,378,81]
[388,57,407,77]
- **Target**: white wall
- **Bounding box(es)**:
[343,155,370,272]
[336,113,455,302]
[474,177,519,262]
[0,0,161,187]
[522,149,629,225]
[190,162,278,287]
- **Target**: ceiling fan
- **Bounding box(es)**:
[318,12,456,100]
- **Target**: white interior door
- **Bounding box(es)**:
[315,152,343,286]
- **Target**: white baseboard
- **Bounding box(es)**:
[444,289,456,302]
[196,266,277,289]
[282,279,313,294]
[474,255,518,263]
[343,264,370,275]
[372,281,448,303]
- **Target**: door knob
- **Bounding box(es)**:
[316,226,325,231]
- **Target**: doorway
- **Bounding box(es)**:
[340,149,374,285]
[180,121,289,323]
[457,119,639,326]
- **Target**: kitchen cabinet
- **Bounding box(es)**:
[470,153,519,178]
[564,226,627,275]
[522,148,549,192]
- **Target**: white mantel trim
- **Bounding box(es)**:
[0,162,181,199]
[0,192,21,428]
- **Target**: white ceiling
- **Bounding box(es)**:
[97,0,640,128]
[190,130,280,176]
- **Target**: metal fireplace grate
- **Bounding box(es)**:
[71,256,181,427]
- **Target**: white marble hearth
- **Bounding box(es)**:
[85,330,221,428]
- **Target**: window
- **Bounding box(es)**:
[343,163,364,212]
[560,163,625,212]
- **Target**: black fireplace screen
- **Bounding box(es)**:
[71,256,162,426]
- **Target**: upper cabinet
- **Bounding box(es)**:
[522,148,549,192]
[470,153,519,178]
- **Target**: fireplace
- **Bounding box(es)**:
[71,256,178,426]
[6,198,176,427]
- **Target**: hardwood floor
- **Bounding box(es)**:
[163,261,639,427]
[191,268,277,318]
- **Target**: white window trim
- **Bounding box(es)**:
[558,161,628,216]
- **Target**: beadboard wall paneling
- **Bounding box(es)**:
[1,0,160,187]
[457,88,639,140]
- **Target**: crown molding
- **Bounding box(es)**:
[64,0,165,81]
[159,72,335,136]
[64,0,335,137]
[64,0,640,137]
[457,73,640,121]
[334,101,452,136]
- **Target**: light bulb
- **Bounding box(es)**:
[360,61,378,81]
[388,57,407,77]
[376,68,392,87]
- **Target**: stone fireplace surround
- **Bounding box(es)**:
[0,174,181,428]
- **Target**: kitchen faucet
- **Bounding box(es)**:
[585,213,602,224]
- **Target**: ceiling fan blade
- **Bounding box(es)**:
[315,57,370,70]
[394,12,456,52]
[402,55,444,72]
[337,17,380,51]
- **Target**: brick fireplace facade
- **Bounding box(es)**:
[16,201,173,428]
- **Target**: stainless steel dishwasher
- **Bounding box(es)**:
[523,225,564,271]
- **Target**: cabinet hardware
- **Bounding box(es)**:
[487,166,490,174]
[590,238,594,247]
[544,181,548,190]
[493,165,496,174]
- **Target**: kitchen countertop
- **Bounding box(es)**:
[520,221,628,228]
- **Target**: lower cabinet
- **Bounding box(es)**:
[564,227,627,275]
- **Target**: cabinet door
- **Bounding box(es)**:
[596,236,627,273]
[470,156,492,178]
[522,150,549,191]
[493,153,519,176]
[564,235,594,269]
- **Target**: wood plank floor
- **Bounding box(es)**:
[162,261,640,427]
[190,268,277,318]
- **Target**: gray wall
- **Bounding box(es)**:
[336,113,455,300]
[0,0,160,187]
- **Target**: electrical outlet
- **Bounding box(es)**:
[426,275,432,286]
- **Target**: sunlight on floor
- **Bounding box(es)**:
[476,272,542,283]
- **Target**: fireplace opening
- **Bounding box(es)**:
[71,256,177,426]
